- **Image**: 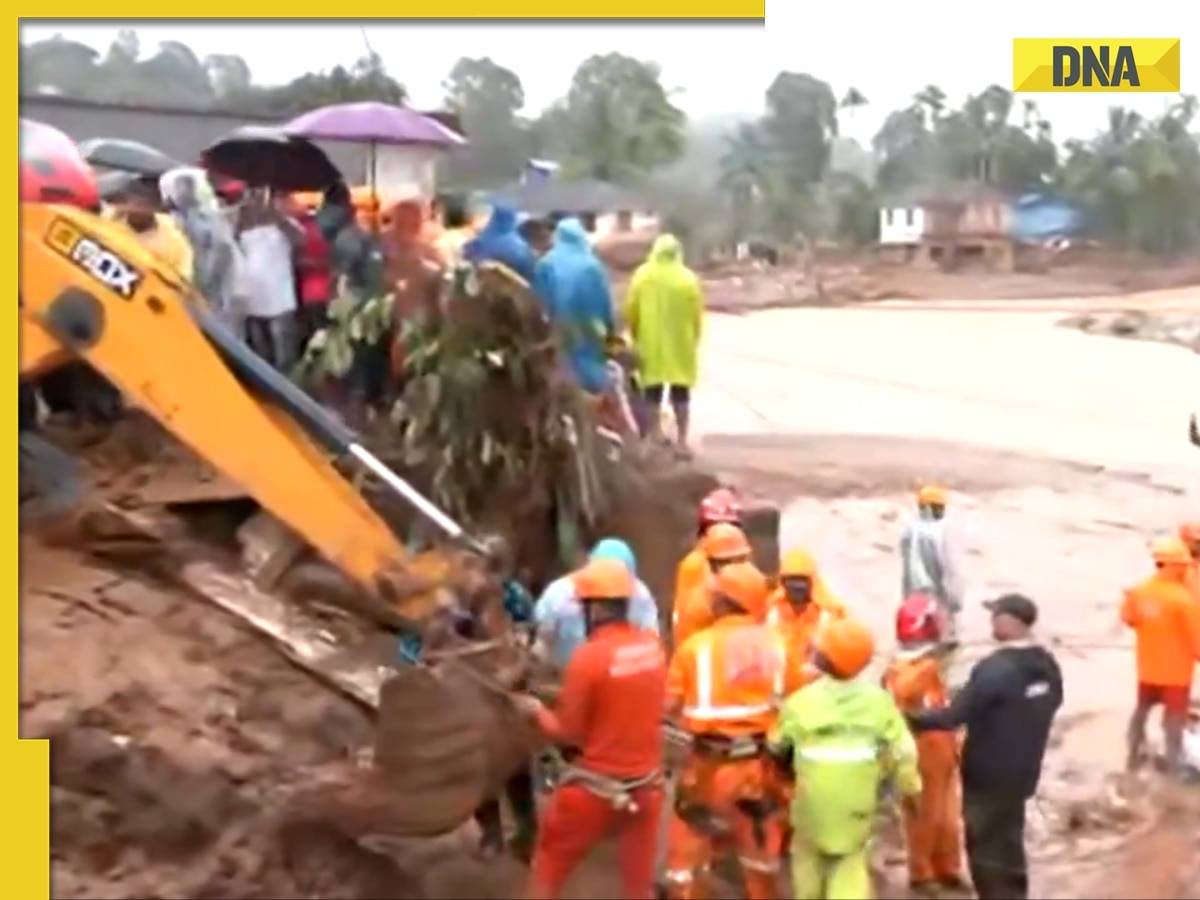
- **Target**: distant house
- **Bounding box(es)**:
[490,176,659,240]
[879,203,926,246]
[1011,192,1085,243]
[878,184,1015,270]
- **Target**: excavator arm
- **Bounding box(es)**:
[19,202,459,614]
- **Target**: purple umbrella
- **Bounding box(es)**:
[283,102,466,219]
[283,102,466,148]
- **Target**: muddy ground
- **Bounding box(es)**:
[674,254,1200,314]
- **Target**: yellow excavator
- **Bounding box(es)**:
[19,122,536,840]
[19,139,485,620]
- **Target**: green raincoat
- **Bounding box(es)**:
[624,234,704,388]
[768,675,921,855]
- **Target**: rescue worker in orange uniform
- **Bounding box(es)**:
[1121,536,1200,775]
[1179,521,1200,601]
[673,521,754,650]
[514,558,668,899]
[882,592,965,895]
[673,489,745,642]
[766,547,846,689]
[664,561,794,900]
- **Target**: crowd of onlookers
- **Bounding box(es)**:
[91,168,709,451]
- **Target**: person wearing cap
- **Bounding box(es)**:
[1121,536,1200,775]
[664,560,792,899]
[513,558,667,900]
[899,484,964,640]
[882,593,964,895]
[768,616,920,900]
[533,537,660,672]
[909,594,1062,900]
[673,521,755,650]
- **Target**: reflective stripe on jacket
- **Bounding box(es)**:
[667,614,786,736]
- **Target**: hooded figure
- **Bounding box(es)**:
[533,537,660,670]
[463,202,536,283]
[900,492,965,639]
[384,200,443,326]
[533,217,615,394]
[626,234,703,388]
[160,167,242,328]
[625,233,704,445]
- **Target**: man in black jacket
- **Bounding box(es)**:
[909,593,1063,900]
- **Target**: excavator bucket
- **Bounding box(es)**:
[283,654,537,841]
[371,646,537,836]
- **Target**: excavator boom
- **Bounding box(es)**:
[19,202,436,608]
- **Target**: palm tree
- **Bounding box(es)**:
[839,86,869,135]
[841,86,868,114]
[913,84,947,126]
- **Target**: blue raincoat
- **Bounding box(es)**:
[463,203,537,283]
[533,218,614,394]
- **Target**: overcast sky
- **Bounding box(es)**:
[21,2,1192,145]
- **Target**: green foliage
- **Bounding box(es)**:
[22,34,405,114]
[387,265,607,547]
[715,72,846,244]
[1056,96,1200,254]
[440,57,529,187]
[557,53,687,182]
[294,289,395,382]
[874,84,1057,194]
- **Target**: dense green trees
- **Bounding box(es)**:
[20,31,1200,254]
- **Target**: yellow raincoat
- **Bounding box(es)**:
[624,234,704,387]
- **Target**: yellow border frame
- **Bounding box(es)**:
[12,8,763,897]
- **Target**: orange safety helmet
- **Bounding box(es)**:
[814,617,875,678]
[917,484,948,507]
[714,561,769,619]
[698,487,743,528]
[701,522,752,562]
[1178,521,1200,547]
[572,557,635,600]
[1151,536,1193,567]
[779,546,819,578]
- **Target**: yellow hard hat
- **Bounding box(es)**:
[780,546,818,578]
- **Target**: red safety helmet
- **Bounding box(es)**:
[19,119,99,210]
[698,487,742,528]
[896,592,943,644]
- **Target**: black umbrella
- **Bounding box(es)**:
[78,137,180,177]
[202,126,341,192]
